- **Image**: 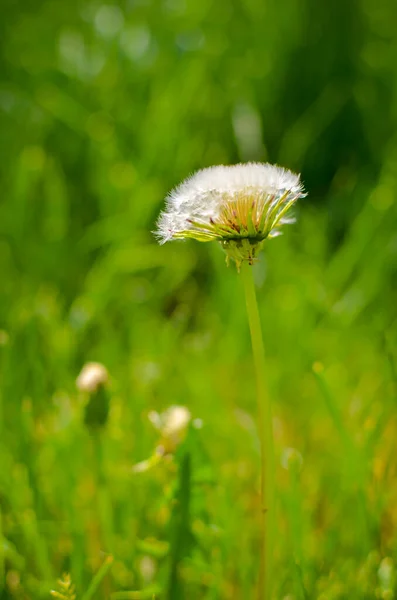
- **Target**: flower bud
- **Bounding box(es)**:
[76,362,110,429]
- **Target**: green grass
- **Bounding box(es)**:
[1,0,397,597]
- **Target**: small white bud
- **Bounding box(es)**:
[76,362,109,393]
[148,405,192,453]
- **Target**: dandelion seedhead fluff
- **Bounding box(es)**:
[76,362,108,393]
[156,162,305,268]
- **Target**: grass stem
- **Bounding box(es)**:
[81,556,114,600]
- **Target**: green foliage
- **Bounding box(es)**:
[0,0,397,597]
[167,452,193,600]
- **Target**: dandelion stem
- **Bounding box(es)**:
[241,262,275,600]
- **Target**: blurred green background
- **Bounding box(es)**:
[1,0,397,598]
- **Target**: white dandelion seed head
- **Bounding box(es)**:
[161,405,191,437]
[149,405,191,437]
[76,362,109,393]
[155,162,305,267]
[148,405,191,453]
[156,162,304,240]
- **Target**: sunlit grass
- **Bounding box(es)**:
[1,0,397,597]
[1,193,396,597]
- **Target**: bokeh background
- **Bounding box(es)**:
[1,0,397,598]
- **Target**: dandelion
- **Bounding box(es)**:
[149,405,191,454]
[156,161,306,600]
[76,362,109,393]
[76,362,110,428]
[133,405,192,473]
[156,162,305,269]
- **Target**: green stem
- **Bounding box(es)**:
[81,555,114,600]
[241,262,275,600]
